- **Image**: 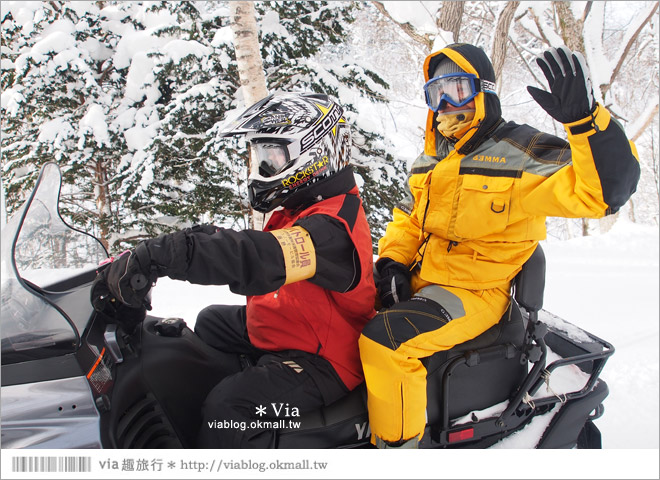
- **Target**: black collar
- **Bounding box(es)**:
[282,166,356,212]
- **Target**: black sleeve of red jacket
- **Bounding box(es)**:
[177,227,287,295]
[294,214,360,293]
[147,216,358,296]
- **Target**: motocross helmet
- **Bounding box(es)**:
[218,92,351,213]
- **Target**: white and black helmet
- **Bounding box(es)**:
[218,92,352,213]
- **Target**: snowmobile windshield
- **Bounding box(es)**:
[1,163,108,364]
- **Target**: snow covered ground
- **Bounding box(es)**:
[542,220,659,450]
[150,219,659,451]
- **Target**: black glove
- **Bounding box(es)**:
[527,46,596,124]
[90,258,150,334]
[91,224,220,310]
[93,243,155,310]
[90,274,147,334]
[376,258,411,309]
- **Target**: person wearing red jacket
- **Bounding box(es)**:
[92,92,376,448]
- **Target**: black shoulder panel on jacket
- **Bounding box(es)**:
[337,194,360,232]
[295,214,360,293]
[492,121,572,165]
[588,118,640,213]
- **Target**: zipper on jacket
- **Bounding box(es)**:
[418,171,433,240]
[410,234,431,272]
[447,240,458,252]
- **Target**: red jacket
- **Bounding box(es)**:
[246,189,377,390]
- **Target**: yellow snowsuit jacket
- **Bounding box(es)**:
[379,45,641,293]
[360,43,640,446]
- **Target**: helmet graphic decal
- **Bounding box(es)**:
[218,92,352,213]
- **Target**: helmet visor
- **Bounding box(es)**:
[424,73,479,112]
[249,141,292,178]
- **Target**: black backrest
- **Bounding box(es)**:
[513,244,546,313]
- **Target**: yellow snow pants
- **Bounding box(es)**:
[358,283,511,445]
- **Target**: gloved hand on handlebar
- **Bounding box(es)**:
[92,242,156,311]
[91,224,221,310]
[526,46,596,124]
[90,254,150,334]
[100,245,155,309]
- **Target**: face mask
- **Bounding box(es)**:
[436,110,475,139]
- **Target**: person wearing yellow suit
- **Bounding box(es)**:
[358,43,641,448]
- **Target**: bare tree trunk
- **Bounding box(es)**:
[229,1,269,228]
[94,161,110,251]
[553,1,587,53]
[230,1,269,107]
[437,1,464,43]
[491,1,519,87]
[598,211,620,234]
[554,1,594,236]
[581,218,590,236]
[628,197,637,224]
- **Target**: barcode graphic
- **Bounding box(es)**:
[11,456,92,473]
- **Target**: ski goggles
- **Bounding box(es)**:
[424,73,496,112]
[248,140,293,178]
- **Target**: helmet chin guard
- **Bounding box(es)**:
[218,92,352,213]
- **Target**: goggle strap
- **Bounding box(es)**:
[477,79,497,94]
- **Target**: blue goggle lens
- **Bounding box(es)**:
[424,73,495,112]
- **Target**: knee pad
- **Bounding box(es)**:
[361,297,453,350]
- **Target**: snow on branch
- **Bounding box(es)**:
[629,103,659,142]
[607,2,659,90]
[371,1,434,51]
[585,1,658,97]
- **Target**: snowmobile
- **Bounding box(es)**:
[2,162,613,449]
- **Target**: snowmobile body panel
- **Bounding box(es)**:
[2,376,102,449]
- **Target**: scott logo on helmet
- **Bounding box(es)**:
[282,157,329,188]
[300,104,342,153]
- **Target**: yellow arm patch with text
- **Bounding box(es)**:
[270,226,316,285]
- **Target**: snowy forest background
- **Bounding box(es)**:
[1,1,659,251]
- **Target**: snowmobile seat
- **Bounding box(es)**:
[512,242,546,314]
[423,299,527,425]
[277,245,546,447]
[425,244,546,424]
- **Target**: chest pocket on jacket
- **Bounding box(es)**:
[453,174,514,239]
